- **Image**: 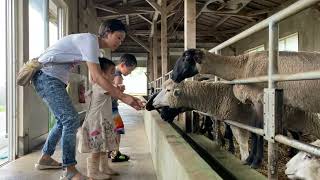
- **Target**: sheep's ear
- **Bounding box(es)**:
[173,89,182,97]
[193,49,205,64]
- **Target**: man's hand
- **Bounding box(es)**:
[120,94,145,110]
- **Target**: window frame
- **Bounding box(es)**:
[279,32,299,51]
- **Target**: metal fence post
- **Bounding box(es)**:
[265,20,280,180]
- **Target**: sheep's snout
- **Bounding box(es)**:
[153,90,170,108]
[146,92,160,111]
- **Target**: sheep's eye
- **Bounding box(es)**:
[166,89,171,92]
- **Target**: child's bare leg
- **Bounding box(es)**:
[87,152,110,180]
[111,134,130,162]
[100,152,119,175]
[116,134,121,151]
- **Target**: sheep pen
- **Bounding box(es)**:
[150,79,320,178]
[171,49,320,113]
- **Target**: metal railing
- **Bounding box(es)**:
[148,1,320,179]
[207,0,320,179]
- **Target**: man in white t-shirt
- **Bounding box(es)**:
[33,19,144,180]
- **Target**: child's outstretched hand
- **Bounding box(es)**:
[116,84,125,92]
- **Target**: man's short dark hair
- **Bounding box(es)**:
[120,54,137,67]
[98,19,127,38]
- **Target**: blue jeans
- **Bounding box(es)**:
[32,71,79,167]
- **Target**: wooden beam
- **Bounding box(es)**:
[168,10,183,33]
[214,16,231,29]
[99,12,151,20]
[152,22,158,79]
[196,0,211,19]
[137,14,152,24]
[206,0,253,33]
[167,0,182,13]
[134,29,238,36]
[148,38,154,81]
[184,0,196,50]
[145,0,162,13]
[123,0,129,25]
[150,0,161,37]
[128,34,151,52]
[161,0,168,74]
[156,12,176,23]
[95,4,119,14]
[96,5,154,15]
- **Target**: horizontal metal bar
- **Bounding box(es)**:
[203,70,320,85]
[275,134,320,157]
[192,110,212,117]
[192,110,264,136]
[165,70,173,76]
[209,0,319,52]
[224,120,264,136]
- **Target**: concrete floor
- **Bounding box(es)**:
[0,104,157,180]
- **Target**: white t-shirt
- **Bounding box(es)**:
[38,33,100,84]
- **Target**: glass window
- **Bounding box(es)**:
[49,0,58,46]
[279,33,298,51]
[29,0,47,58]
[123,67,147,96]
[0,0,8,165]
[245,45,265,54]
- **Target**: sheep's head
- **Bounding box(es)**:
[171,49,205,83]
[285,140,320,180]
[146,92,160,111]
[153,79,180,108]
[145,89,189,123]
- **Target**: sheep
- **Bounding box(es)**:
[285,140,320,180]
[171,49,320,113]
[151,79,255,162]
[170,49,320,167]
[147,92,235,152]
[151,79,320,168]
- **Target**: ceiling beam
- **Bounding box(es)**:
[98,12,151,19]
[156,12,176,23]
[167,0,183,13]
[95,4,119,14]
[123,0,129,25]
[95,4,154,15]
[128,34,151,52]
[150,0,161,37]
[145,0,162,13]
[168,10,183,33]
[196,0,211,19]
[137,14,152,24]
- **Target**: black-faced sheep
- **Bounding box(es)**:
[285,140,320,180]
[151,79,320,168]
[171,49,320,113]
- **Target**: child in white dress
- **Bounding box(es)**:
[78,57,119,180]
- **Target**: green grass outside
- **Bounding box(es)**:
[0,105,5,112]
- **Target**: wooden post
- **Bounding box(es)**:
[148,38,154,81]
[184,0,196,50]
[161,0,168,75]
[152,22,158,80]
[184,0,196,133]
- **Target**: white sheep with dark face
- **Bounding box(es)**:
[285,140,320,180]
